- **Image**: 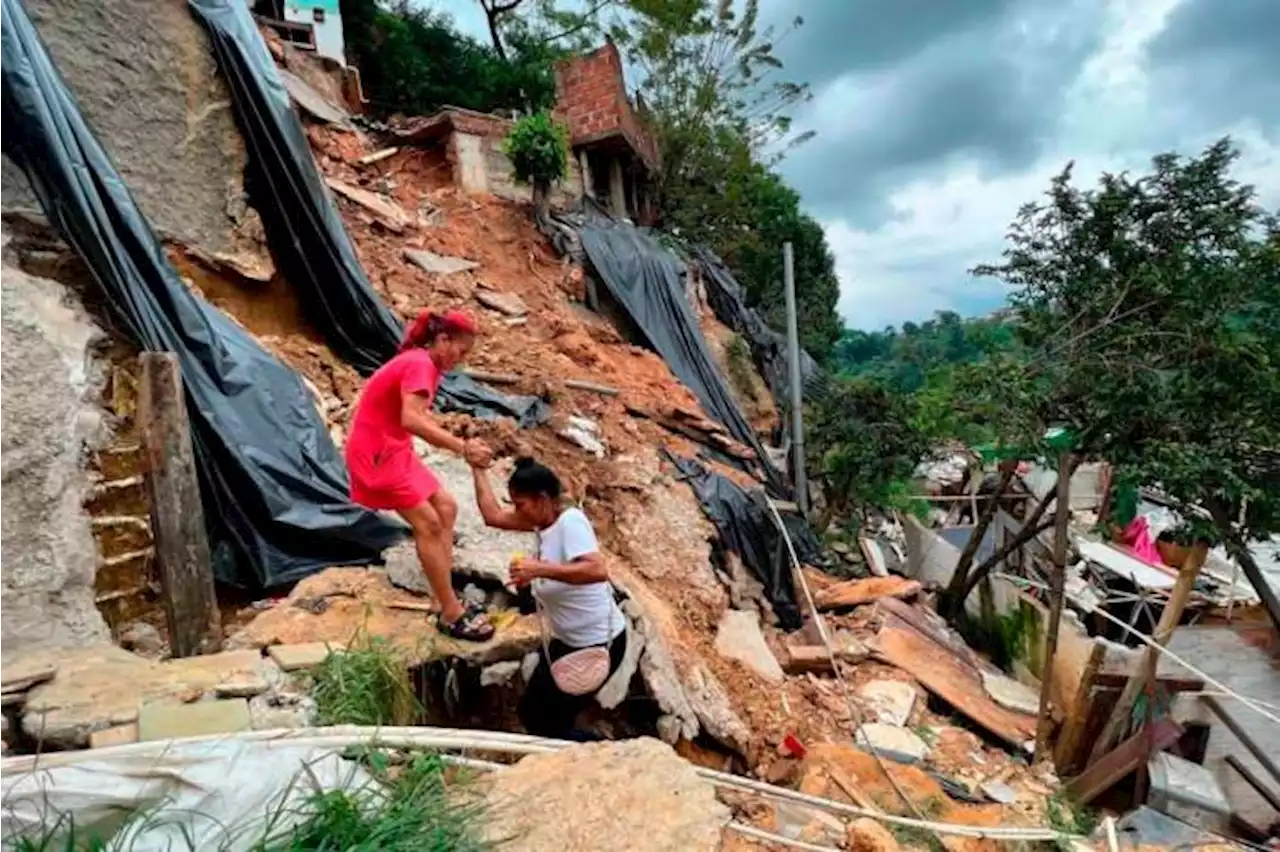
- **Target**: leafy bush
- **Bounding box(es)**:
[502,112,570,188]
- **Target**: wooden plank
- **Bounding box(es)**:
[1224,754,1280,813]
[814,576,921,611]
[1066,718,1183,804]
[357,146,400,166]
[1093,671,1205,692]
[564,378,620,396]
[874,623,1037,749]
[1054,642,1108,773]
[138,353,221,658]
[783,646,833,675]
[324,177,411,232]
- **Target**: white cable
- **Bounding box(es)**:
[993,572,1280,726]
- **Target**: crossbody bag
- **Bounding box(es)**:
[533,529,614,696]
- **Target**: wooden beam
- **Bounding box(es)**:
[1224,755,1280,813]
[138,353,221,657]
[1053,642,1107,772]
[1067,718,1183,804]
[1035,451,1075,761]
[1089,542,1207,763]
[1203,695,1280,786]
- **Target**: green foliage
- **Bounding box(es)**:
[973,138,1280,551]
[340,0,563,116]
[311,635,420,727]
[1045,790,1097,845]
[502,112,570,187]
[724,333,757,398]
[807,376,931,525]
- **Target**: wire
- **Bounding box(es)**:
[765,499,940,837]
[993,572,1280,726]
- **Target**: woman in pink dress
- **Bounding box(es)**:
[345,309,494,641]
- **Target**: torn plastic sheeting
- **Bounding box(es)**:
[1,0,403,587]
[563,210,782,489]
[692,245,828,408]
[187,0,548,427]
[1,739,373,851]
[667,453,822,630]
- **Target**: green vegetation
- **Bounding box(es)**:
[13,751,487,852]
[503,111,570,218]
[724,334,758,400]
[1045,789,1097,847]
[311,636,420,727]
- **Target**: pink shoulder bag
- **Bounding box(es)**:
[532,533,612,696]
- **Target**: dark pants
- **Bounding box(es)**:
[518,630,628,741]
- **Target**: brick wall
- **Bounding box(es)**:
[554,43,659,171]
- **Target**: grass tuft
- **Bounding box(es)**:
[310,634,421,727]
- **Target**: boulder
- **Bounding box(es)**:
[714,609,784,683]
[482,738,728,851]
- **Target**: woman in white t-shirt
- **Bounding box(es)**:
[472,457,627,740]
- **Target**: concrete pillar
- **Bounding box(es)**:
[579,149,594,200]
[608,156,627,219]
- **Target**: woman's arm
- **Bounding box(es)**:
[472,466,536,531]
[401,391,465,454]
[537,553,609,585]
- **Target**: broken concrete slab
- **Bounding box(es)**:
[475,289,528,317]
[89,722,138,749]
[225,567,540,669]
[714,609,783,683]
[278,68,352,127]
[325,178,412,232]
[403,247,479,276]
[981,780,1018,804]
[854,723,930,765]
[138,698,251,741]
[557,418,607,458]
[814,576,922,611]
[482,738,729,851]
[266,642,341,672]
[980,670,1042,716]
[20,646,265,748]
[2,259,111,652]
[1,658,58,694]
[858,680,918,727]
[214,670,271,698]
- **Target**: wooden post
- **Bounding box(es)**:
[138,352,221,657]
[1035,451,1074,761]
[1088,541,1207,763]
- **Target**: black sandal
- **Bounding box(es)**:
[438,603,495,642]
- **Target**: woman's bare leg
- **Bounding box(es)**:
[398,499,464,623]
[428,489,458,582]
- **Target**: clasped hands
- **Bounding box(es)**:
[462,438,493,469]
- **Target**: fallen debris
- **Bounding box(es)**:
[854,723,930,765]
[402,247,479,276]
[857,680,918,727]
[266,642,339,672]
[278,68,352,127]
[714,609,784,684]
[138,698,252,741]
[325,177,412,232]
[475,289,529,317]
[357,146,400,166]
[814,576,922,611]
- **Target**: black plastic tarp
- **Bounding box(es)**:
[187,0,548,427]
[692,246,827,408]
[564,212,780,485]
[1,0,404,588]
[667,454,824,630]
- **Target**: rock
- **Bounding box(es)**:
[980,670,1040,716]
[403,248,479,276]
[267,642,340,672]
[88,722,138,749]
[858,680,918,727]
[847,817,902,852]
[558,417,606,458]
[475,289,528,317]
[656,714,683,745]
[1,658,58,694]
[248,692,316,730]
[482,738,728,851]
[854,723,930,765]
[480,660,521,687]
[595,617,643,710]
[138,698,251,741]
[764,757,800,786]
[981,780,1018,804]
[384,541,431,594]
[117,622,164,657]
[21,646,263,748]
[214,670,270,699]
[714,609,784,683]
[685,664,751,754]
[461,583,487,608]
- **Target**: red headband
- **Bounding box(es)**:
[400,309,478,351]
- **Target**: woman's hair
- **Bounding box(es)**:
[400,309,478,352]
[507,456,562,500]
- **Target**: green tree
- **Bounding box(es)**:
[807,376,931,531]
[503,111,570,221]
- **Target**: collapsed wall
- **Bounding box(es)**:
[0,232,111,651]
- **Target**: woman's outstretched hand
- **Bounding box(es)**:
[463,438,493,469]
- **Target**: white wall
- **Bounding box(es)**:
[283,0,344,65]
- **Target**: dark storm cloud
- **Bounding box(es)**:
[774,1,1105,224]
[1146,0,1280,132]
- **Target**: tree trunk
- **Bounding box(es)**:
[532,179,551,230]
[1087,541,1208,764]
[1034,451,1074,761]
[1210,503,1280,632]
[481,0,521,62]
[939,463,1016,621]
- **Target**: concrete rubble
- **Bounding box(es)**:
[714,609,785,683]
[481,738,729,851]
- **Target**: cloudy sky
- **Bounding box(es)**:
[446,0,1280,330]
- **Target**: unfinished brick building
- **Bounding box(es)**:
[554,42,660,223]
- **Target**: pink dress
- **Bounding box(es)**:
[345,349,443,511]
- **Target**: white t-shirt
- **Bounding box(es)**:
[534,507,626,647]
